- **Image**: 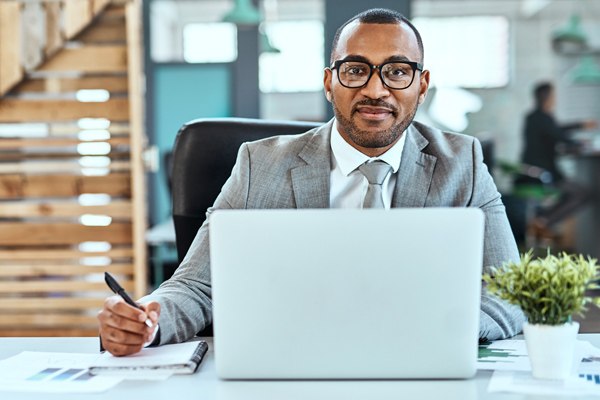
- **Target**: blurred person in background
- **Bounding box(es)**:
[521,81,598,238]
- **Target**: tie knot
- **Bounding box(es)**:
[358,160,392,185]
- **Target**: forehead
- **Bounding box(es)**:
[335,21,421,62]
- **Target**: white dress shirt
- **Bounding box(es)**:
[329,119,406,209]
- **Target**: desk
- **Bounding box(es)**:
[2,336,600,400]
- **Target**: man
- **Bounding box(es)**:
[98,8,524,356]
[521,81,597,236]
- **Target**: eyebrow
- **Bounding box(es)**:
[339,54,414,64]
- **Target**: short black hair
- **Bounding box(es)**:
[533,81,553,110]
[330,8,424,65]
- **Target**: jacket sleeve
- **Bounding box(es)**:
[139,143,252,344]
[470,138,527,340]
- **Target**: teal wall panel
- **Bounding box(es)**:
[152,64,231,223]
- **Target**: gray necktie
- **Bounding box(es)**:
[358,160,392,209]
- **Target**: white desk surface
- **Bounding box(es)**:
[1,335,599,400]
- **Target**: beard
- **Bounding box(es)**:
[332,96,418,149]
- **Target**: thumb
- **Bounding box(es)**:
[142,301,161,323]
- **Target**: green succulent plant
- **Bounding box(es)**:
[483,251,600,325]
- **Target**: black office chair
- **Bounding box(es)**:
[170,117,322,263]
[479,138,495,177]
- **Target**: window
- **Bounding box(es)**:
[149,0,236,63]
[183,23,238,63]
[259,20,324,93]
[412,16,509,88]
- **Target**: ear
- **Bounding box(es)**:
[417,69,430,105]
[323,68,333,103]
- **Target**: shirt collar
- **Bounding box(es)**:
[330,118,406,177]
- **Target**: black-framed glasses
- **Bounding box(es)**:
[330,59,423,90]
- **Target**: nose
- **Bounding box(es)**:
[360,68,390,99]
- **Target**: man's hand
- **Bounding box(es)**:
[98,296,160,356]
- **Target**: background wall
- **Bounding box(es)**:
[152,64,231,222]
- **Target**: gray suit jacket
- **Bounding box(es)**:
[142,119,525,344]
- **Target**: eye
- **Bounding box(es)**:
[390,68,406,76]
[343,63,368,76]
[383,64,412,80]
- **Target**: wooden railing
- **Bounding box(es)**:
[0,0,147,337]
[0,0,115,96]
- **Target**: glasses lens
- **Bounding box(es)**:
[337,61,371,88]
[381,63,415,89]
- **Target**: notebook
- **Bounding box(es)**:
[89,340,208,377]
[209,208,485,379]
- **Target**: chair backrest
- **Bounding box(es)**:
[171,117,322,263]
[479,138,495,176]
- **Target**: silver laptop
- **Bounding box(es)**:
[209,208,484,379]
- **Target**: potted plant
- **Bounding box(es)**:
[483,251,600,380]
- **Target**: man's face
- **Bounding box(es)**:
[324,21,430,157]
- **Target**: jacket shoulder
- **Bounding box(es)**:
[247,125,322,149]
[411,121,478,157]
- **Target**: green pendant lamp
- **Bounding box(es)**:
[260,30,280,53]
[572,55,600,84]
[222,0,262,26]
[552,14,587,52]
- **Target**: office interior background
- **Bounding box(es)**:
[146,0,600,255]
[0,0,599,336]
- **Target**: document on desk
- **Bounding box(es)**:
[478,339,600,372]
[487,340,600,396]
[90,340,208,379]
[477,339,531,371]
[489,370,600,396]
[0,351,122,393]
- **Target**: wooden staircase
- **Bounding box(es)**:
[0,0,147,336]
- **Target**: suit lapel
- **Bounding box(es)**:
[392,124,437,208]
[291,121,333,209]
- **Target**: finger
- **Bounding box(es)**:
[98,312,154,345]
[111,299,147,321]
[102,338,144,357]
[100,324,148,345]
[99,299,149,336]
[141,301,161,324]
[106,295,149,323]
[142,301,161,314]
[99,327,151,349]
[105,295,146,320]
[100,308,150,335]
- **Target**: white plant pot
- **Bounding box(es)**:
[523,321,580,380]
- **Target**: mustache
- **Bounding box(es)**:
[352,99,398,115]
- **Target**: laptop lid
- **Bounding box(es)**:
[210,208,484,379]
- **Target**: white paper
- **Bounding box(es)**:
[578,341,600,374]
[478,339,600,372]
[0,351,122,393]
[477,339,532,371]
[486,341,600,396]
[489,371,600,396]
[93,369,175,380]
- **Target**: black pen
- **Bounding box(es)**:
[104,272,153,328]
